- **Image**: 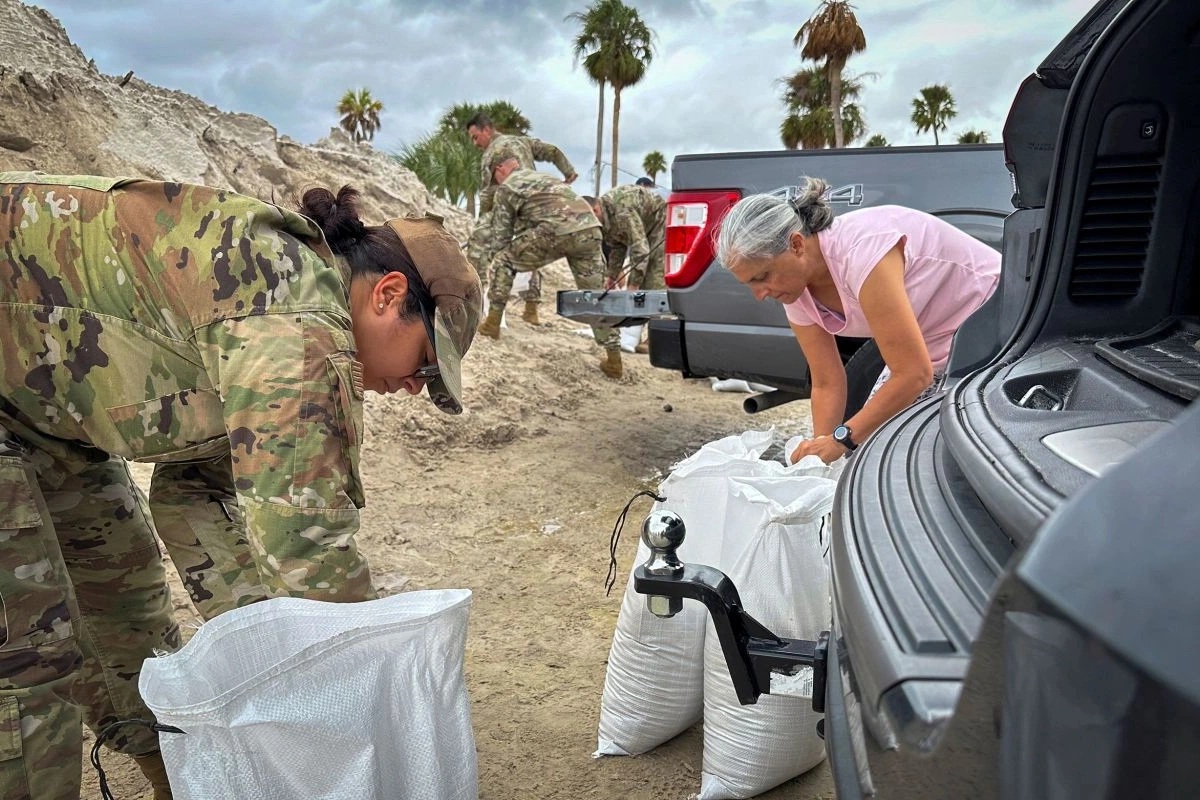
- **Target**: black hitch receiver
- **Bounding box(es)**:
[631,509,828,711]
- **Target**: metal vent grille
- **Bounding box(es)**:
[1068,156,1161,300]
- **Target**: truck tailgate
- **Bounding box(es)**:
[555,289,671,327]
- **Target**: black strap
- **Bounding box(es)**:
[604,490,666,596]
[91,719,185,800]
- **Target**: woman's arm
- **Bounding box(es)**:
[843,244,933,443]
[788,323,847,464]
[793,322,846,436]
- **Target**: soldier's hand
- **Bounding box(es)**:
[564,172,578,184]
[604,277,618,290]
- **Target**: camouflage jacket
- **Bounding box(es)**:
[478,134,576,214]
[600,184,666,279]
[0,173,370,598]
[481,169,599,268]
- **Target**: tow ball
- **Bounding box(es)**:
[632,509,829,712]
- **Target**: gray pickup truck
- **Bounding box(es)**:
[559,144,1014,415]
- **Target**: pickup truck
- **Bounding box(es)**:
[633,0,1200,797]
[559,144,1014,415]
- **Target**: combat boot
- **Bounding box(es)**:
[133,750,174,800]
[600,349,623,379]
[521,301,541,326]
[477,307,503,339]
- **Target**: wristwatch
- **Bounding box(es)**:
[832,424,858,452]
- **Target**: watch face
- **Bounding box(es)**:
[834,425,849,441]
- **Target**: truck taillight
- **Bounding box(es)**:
[663,190,741,288]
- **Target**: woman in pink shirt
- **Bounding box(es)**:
[716,177,1001,464]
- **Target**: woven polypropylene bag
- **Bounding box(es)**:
[596,431,782,757]
[140,590,476,800]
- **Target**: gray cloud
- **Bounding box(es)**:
[36,0,1093,188]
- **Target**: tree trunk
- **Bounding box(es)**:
[593,80,606,197]
[467,193,476,218]
[829,59,845,148]
[933,124,940,146]
[611,87,622,189]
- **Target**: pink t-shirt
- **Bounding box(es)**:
[784,205,1001,369]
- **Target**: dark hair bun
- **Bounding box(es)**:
[299,184,368,256]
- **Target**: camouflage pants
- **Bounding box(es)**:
[467,212,541,303]
[0,426,180,800]
[488,226,618,351]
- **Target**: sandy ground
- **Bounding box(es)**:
[80,265,836,800]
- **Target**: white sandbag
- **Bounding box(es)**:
[140,590,477,800]
[512,270,533,294]
[698,474,837,800]
[595,430,782,757]
[619,324,645,353]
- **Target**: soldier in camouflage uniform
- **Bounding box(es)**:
[0,173,481,799]
[475,156,623,379]
[588,183,667,291]
[466,112,578,326]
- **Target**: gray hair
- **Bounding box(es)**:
[716,176,834,265]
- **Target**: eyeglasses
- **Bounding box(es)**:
[408,363,440,381]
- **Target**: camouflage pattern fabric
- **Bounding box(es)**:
[150,456,265,620]
[484,169,617,351]
[469,134,574,301]
[1,427,180,799]
[466,211,541,303]
[599,184,667,290]
[477,134,576,215]
[0,172,376,792]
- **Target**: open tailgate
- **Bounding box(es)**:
[555,289,671,327]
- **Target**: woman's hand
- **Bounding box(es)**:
[789,435,848,465]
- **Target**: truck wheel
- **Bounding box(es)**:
[844,341,885,418]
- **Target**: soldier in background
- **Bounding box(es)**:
[476,155,623,379]
[586,183,667,293]
[465,112,578,326]
[0,174,481,799]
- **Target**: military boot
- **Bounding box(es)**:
[521,301,541,326]
[477,307,503,339]
[133,750,174,800]
[600,349,623,379]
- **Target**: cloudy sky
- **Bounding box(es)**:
[34,0,1096,189]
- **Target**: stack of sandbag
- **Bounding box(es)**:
[595,430,840,799]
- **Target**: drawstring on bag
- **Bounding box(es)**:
[604,489,666,596]
[91,719,185,800]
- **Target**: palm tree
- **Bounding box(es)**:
[864,133,889,147]
[568,0,656,190]
[642,150,666,183]
[337,88,384,144]
[793,1,866,149]
[438,101,531,136]
[398,131,480,215]
[778,67,866,149]
[911,84,957,145]
[957,129,989,144]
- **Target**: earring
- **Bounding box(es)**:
[378,303,384,309]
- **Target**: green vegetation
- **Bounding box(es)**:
[957,129,989,144]
[337,88,383,144]
[911,84,957,145]
[642,150,667,183]
[398,100,531,216]
[779,67,866,149]
[568,0,656,192]
[793,1,867,149]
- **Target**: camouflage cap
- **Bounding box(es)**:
[487,150,520,174]
[384,214,482,414]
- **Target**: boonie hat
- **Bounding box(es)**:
[384,214,482,415]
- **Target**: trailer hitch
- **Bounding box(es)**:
[632,508,828,712]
